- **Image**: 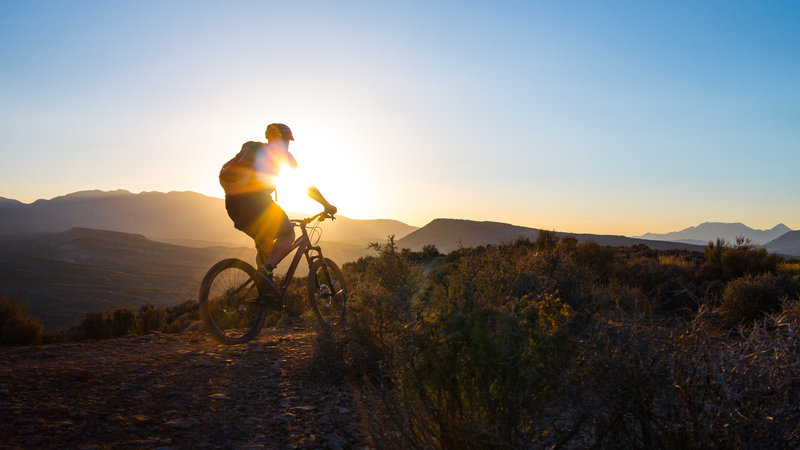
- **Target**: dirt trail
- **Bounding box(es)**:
[0,319,369,449]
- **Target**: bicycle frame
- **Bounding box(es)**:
[274,212,333,295]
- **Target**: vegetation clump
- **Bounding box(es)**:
[0,295,44,346]
[69,300,200,341]
[341,234,800,448]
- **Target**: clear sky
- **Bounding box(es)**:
[1,1,799,235]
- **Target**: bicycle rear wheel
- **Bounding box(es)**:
[307,258,347,329]
[199,258,266,345]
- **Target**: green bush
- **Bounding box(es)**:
[0,295,43,346]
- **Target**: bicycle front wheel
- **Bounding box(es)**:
[199,258,266,345]
[307,258,347,329]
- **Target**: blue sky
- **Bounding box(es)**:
[1,1,798,234]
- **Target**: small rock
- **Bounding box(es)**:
[267,413,293,425]
[164,418,199,429]
[291,405,316,412]
[297,436,323,448]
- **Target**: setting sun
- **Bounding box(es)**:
[274,163,318,215]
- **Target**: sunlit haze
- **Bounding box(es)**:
[1,1,799,236]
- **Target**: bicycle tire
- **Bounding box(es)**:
[199,258,266,345]
[307,258,347,329]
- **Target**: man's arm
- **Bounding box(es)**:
[307,186,336,214]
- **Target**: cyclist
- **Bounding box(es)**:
[222,123,336,294]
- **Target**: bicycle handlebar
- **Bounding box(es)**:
[291,210,336,226]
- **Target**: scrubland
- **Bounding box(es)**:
[342,235,800,448]
[4,234,800,448]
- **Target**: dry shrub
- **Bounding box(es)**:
[75,311,111,340]
[138,304,167,333]
[111,307,137,336]
[71,300,199,340]
[561,316,800,448]
[701,238,782,282]
[283,277,307,317]
[779,294,800,325]
[0,295,43,346]
[164,300,199,333]
[590,281,651,314]
[658,253,696,270]
[573,241,617,282]
[719,274,800,327]
[779,260,800,277]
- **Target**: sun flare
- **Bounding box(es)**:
[274,163,318,216]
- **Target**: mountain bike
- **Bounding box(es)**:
[198,210,347,345]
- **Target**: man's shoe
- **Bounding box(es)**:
[255,266,280,296]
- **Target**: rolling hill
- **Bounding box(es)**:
[636,222,793,246]
[397,218,706,254]
[0,228,247,329]
[765,231,800,257]
[0,227,369,329]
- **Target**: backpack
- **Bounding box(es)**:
[219,141,261,195]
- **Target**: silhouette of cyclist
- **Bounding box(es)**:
[223,123,336,294]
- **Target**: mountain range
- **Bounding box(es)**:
[397,218,708,254]
[0,190,418,248]
[636,222,793,246]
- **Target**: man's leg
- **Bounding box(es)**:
[265,228,294,268]
[251,202,294,269]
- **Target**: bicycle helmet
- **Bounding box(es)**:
[265,123,294,142]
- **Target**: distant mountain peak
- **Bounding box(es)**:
[31,189,135,204]
[64,189,133,198]
[636,221,794,246]
[0,196,23,206]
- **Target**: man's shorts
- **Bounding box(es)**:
[225,191,293,243]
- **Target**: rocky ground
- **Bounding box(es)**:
[0,319,371,449]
